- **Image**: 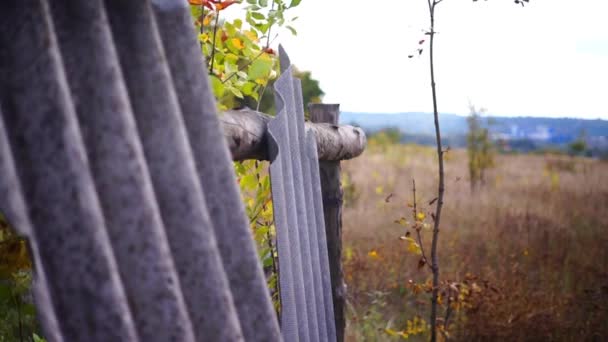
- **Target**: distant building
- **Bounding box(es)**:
[528,125,551,141]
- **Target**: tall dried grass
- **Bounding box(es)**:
[342,143,608,341]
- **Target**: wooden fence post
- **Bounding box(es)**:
[309,103,346,342]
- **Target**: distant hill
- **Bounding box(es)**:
[340,112,608,152]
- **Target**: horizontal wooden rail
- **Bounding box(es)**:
[221,108,367,162]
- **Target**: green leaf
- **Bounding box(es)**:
[259,0,268,7]
[210,76,225,99]
[225,21,237,36]
[257,23,270,34]
[33,334,46,342]
[250,11,265,20]
[234,161,247,175]
[248,55,273,80]
[224,53,239,65]
[249,90,259,101]
[241,81,257,96]
[263,252,274,267]
[256,226,270,238]
[240,173,258,191]
[286,25,297,35]
[228,86,244,99]
[290,0,302,7]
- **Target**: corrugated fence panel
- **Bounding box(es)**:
[0,110,65,342]
[150,1,283,341]
[0,2,140,341]
[48,1,196,341]
[269,47,336,342]
[0,0,280,341]
[103,1,245,340]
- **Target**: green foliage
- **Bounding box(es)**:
[467,107,495,190]
[234,161,280,313]
[190,0,301,110]
[568,139,587,156]
[0,213,42,342]
[368,128,403,152]
[242,66,324,114]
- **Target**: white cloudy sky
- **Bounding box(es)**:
[263,0,608,119]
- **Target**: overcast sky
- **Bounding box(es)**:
[264,0,608,119]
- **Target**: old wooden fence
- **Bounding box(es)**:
[0,1,365,341]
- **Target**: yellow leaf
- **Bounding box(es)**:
[375,186,384,195]
[416,212,425,221]
[402,237,422,255]
[368,250,380,260]
[203,14,213,26]
[198,33,210,42]
[243,30,259,42]
[394,217,408,226]
[230,38,244,49]
[344,246,353,262]
[384,328,398,336]
[254,78,268,86]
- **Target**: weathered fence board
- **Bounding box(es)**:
[0,0,277,341]
[0,2,140,341]
[268,47,338,342]
[1,1,366,341]
[150,1,282,340]
[0,110,65,342]
[49,2,197,340]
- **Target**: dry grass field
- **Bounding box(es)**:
[341,142,608,341]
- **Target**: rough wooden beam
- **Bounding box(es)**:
[220,108,366,162]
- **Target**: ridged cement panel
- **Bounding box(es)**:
[268,74,306,342]
[150,1,282,341]
[103,1,244,340]
[269,47,335,341]
[48,2,196,340]
[0,113,64,342]
[301,127,330,341]
[0,2,140,341]
[269,46,336,341]
[292,79,323,342]
[306,131,338,341]
[1,0,279,341]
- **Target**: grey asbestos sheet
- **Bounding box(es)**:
[270,48,330,340]
[268,46,337,342]
[0,1,139,340]
[150,1,281,341]
[0,111,65,342]
[49,1,196,340]
[307,130,338,341]
[104,0,243,340]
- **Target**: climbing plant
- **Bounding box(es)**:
[189,0,301,110]
[188,0,304,313]
[0,213,40,342]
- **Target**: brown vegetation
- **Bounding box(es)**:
[342,142,608,341]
